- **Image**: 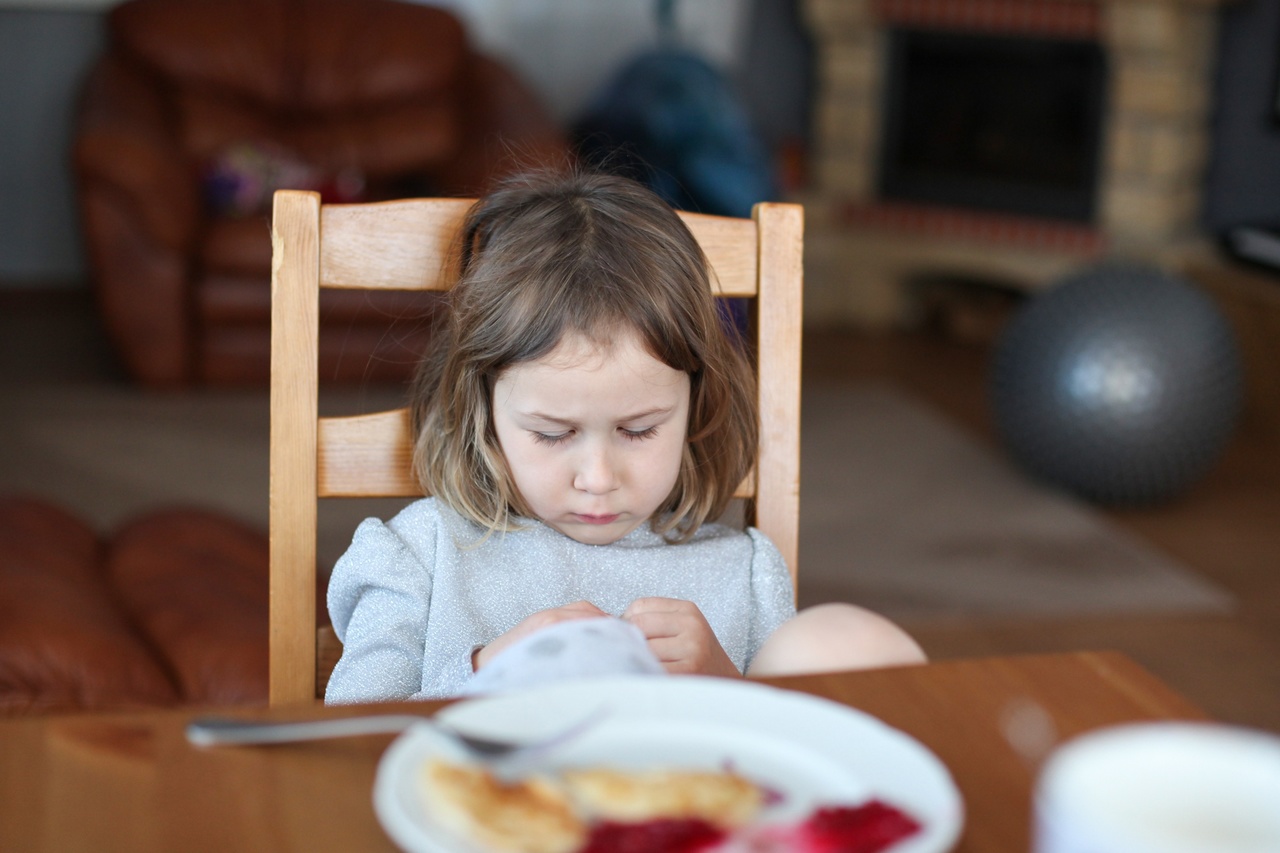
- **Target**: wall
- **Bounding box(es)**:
[0,8,104,284]
[433,0,751,122]
[436,0,812,148]
[1202,0,1280,230]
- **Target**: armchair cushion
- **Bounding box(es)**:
[0,497,333,714]
[0,497,179,715]
[106,508,272,706]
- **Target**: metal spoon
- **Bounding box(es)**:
[186,706,606,760]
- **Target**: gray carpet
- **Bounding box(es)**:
[798,381,1234,620]
[0,378,1234,623]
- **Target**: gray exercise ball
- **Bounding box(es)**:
[990,264,1243,505]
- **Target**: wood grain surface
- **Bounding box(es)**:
[0,652,1207,853]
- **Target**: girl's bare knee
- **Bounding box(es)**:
[747,602,926,678]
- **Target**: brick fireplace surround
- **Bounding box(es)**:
[801,0,1223,326]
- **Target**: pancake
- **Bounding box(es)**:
[420,759,765,852]
[562,766,764,827]
[421,759,586,853]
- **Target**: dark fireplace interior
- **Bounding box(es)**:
[878,29,1108,223]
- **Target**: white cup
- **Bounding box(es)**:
[1033,722,1280,853]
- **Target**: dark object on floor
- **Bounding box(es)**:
[910,273,1026,347]
[574,46,775,218]
[1222,223,1280,273]
[73,0,571,387]
[0,496,321,715]
[990,264,1243,505]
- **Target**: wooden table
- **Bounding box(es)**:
[0,651,1206,853]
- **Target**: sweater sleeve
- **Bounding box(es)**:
[744,527,798,670]
[325,512,436,704]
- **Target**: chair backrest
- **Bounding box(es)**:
[269,188,803,705]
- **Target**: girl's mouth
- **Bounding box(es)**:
[574,513,620,525]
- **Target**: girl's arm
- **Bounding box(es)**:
[745,527,799,667]
[325,516,435,704]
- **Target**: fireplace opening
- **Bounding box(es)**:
[878,29,1108,223]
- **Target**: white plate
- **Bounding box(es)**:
[373,676,964,853]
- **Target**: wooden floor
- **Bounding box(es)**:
[805,326,1280,734]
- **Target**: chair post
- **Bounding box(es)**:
[269,190,321,705]
[752,203,804,600]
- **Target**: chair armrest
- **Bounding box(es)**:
[72,55,201,385]
[73,54,200,254]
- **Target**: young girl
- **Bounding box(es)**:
[325,171,924,704]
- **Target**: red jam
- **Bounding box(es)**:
[580,818,727,853]
[799,800,923,853]
[575,801,920,853]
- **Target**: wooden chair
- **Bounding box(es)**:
[268,188,804,705]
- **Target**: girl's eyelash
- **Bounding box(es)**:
[622,426,658,441]
[531,426,658,445]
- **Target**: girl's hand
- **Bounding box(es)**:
[622,597,740,678]
[472,600,608,671]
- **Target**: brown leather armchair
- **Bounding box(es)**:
[74,0,571,387]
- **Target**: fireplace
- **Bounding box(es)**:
[879,29,1107,221]
[801,0,1224,327]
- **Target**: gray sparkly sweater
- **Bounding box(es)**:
[324,498,796,703]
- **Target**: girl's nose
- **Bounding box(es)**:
[573,443,619,494]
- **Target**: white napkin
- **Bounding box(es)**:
[461,616,667,696]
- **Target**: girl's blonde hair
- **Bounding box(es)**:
[410,170,757,542]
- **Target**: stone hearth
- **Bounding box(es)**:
[800,0,1223,326]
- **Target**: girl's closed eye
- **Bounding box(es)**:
[532,430,573,446]
[531,425,659,445]
[621,425,659,441]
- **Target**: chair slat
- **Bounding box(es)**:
[318,199,758,295]
[318,409,420,497]
[679,211,759,296]
[320,199,471,290]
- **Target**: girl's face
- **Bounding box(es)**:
[491,329,690,545]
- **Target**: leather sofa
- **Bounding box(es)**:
[0,496,306,715]
[74,0,571,387]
